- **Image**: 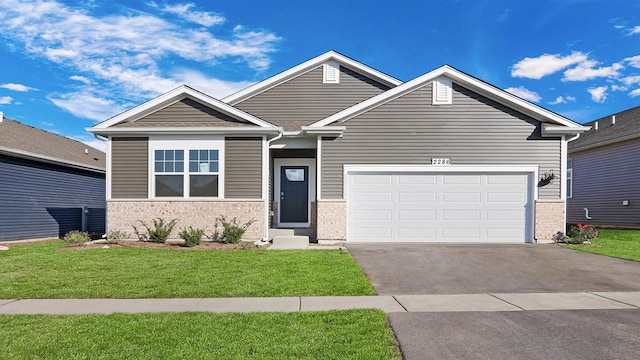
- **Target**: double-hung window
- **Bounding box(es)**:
[151,138,223,198]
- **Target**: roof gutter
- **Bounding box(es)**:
[0,146,105,174]
[86,126,283,136]
[541,124,591,137]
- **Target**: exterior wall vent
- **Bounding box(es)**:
[432,78,452,105]
[323,61,340,84]
[594,121,598,130]
[0,111,3,123]
[612,115,616,125]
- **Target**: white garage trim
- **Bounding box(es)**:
[344,165,538,243]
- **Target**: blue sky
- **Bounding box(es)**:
[1,0,639,151]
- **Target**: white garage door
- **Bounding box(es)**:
[347,172,532,243]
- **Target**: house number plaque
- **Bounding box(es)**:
[431,158,451,165]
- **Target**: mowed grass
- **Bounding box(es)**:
[565,229,640,262]
[0,241,375,298]
[0,310,401,360]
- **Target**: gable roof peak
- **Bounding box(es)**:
[222,51,402,105]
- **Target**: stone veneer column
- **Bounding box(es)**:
[107,200,265,240]
[535,200,566,242]
[316,200,347,241]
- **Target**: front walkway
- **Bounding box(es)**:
[1,291,639,314]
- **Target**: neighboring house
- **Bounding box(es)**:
[89,51,588,244]
[567,105,640,227]
[0,114,106,241]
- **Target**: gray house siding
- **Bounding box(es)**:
[115,99,255,128]
[224,137,263,198]
[234,66,392,130]
[111,137,148,199]
[0,154,105,241]
[567,138,640,226]
[321,83,561,199]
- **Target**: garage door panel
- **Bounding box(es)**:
[442,210,481,221]
[442,175,482,184]
[443,192,482,203]
[398,210,436,220]
[348,172,531,243]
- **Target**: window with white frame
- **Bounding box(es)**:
[567,158,573,198]
[151,138,223,198]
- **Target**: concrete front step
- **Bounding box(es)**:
[269,235,309,250]
[268,228,317,242]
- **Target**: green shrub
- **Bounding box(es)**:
[63,230,91,246]
[138,218,178,243]
[106,229,129,243]
[567,223,599,244]
[179,227,205,247]
[217,216,256,244]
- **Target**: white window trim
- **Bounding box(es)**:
[148,136,225,199]
[323,61,340,84]
[432,78,452,105]
[566,167,573,198]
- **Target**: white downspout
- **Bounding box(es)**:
[565,133,582,228]
[262,129,284,242]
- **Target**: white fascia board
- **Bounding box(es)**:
[343,164,539,174]
[0,146,105,173]
[222,51,402,105]
[91,85,277,130]
[310,65,586,129]
[87,126,283,136]
[301,126,345,136]
[541,124,591,136]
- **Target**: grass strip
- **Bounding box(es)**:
[0,310,400,360]
[0,241,375,298]
[565,229,640,262]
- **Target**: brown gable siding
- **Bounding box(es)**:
[321,83,561,200]
[111,137,148,199]
[114,98,257,128]
[567,138,640,226]
[225,137,263,198]
[234,66,391,131]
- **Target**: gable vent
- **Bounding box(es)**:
[432,78,452,105]
[323,61,340,84]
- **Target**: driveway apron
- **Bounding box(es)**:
[347,243,640,295]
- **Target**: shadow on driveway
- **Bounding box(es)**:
[348,243,640,295]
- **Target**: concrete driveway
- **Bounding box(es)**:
[347,243,640,294]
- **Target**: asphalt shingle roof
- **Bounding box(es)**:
[0,116,105,171]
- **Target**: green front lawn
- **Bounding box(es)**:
[0,310,401,359]
[565,229,640,262]
[0,241,375,298]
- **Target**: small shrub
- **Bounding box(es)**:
[217,216,256,244]
[63,230,91,246]
[179,227,205,247]
[138,218,178,244]
[107,229,129,243]
[567,223,599,244]
[552,231,567,243]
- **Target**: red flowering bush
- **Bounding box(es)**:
[567,223,599,244]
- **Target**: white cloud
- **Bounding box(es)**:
[48,92,131,121]
[0,0,280,121]
[621,75,640,85]
[0,83,37,92]
[611,84,628,91]
[631,25,640,34]
[504,86,541,102]
[587,86,608,103]
[562,60,623,81]
[70,75,92,85]
[625,55,640,68]
[149,2,225,27]
[70,135,107,152]
[511,52,587,79]
[630,89,640,97]
[0,96,13,104]
[41,121,54,127]
[549,95,576,105]
[171,69,254,98]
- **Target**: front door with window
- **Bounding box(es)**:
[280,166,309,223]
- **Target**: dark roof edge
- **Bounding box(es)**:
[0,146,105,174]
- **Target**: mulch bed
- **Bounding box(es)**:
[59,240,270,251]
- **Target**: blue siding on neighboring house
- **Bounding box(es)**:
[0,154,106,241]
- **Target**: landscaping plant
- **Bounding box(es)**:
[137,218,178,243]
[62,230,91,246]
[178,227,205,247]
[106,229,129,243]
[567,223,599,244]
[217,216,256,244]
